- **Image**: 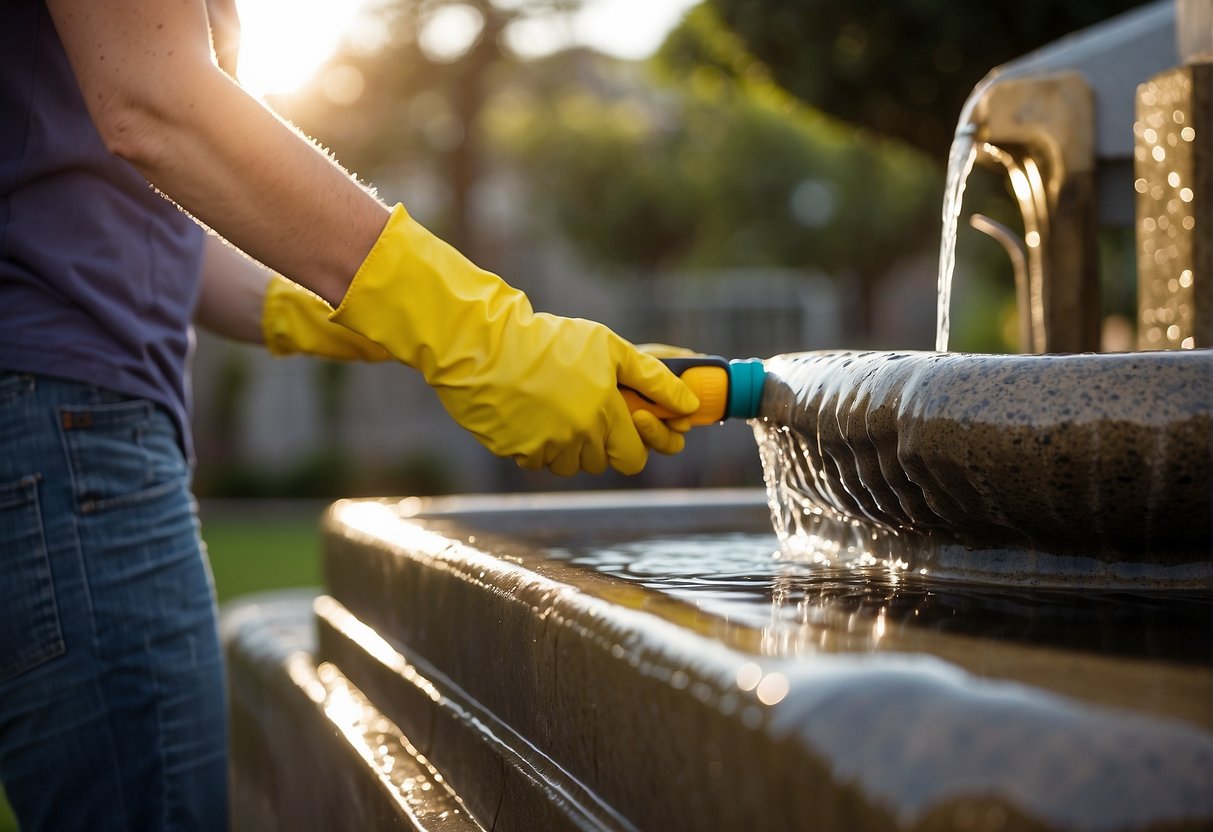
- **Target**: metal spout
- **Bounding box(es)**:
[959,0,1179,353]
[971,73,1098,353]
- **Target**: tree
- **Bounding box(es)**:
[673,0,1152,161]
[279,0,578,257]
[492,48,939,333]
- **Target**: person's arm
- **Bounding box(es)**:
[196,234,391,360]
[46,0,385,305]
[195,234,265,344]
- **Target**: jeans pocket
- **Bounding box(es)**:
[60,399,186,514]
[0,476,65,681]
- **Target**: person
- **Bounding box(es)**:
[0,0,700,828]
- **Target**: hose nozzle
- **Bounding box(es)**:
[623,356,766,425]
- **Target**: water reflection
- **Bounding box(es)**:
[548,533,1211,665]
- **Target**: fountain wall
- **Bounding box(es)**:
[225,494,1213,831]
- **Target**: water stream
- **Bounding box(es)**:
[934,125,979,352]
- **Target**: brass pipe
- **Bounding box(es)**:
[969,213,1032,352]
[969,72,1101,353]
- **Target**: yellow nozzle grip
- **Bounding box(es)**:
[623,365,729,426]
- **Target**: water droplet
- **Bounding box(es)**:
[756,672,790,706]
[736,662,762,692]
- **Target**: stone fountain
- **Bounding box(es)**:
[222,4,1213,830]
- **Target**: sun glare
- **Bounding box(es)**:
[234,0,386,98]
[231,0,701,99]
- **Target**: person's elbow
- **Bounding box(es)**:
[85,55,214,173]
[89,93,158,167]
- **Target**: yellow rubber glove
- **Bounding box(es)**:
[262,273,391,361]
[629,343,705,451]
[330,204,699,476]
[634,343,701,360]
[632,409,688,456]
[635,344,708,439]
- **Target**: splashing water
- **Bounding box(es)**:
[754,409,905,574]
[935,125,979,352]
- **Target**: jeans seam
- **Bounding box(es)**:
[80,474,184,515]
[153,643,169,832]
[74,508,134,831]
[0,474,66,682]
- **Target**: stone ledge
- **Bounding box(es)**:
[320,496,1213,832]
[222,591,483,832]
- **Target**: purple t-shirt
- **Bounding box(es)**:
[1,0,204,457]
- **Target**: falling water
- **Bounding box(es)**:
[935,125,979,352]
[752,351,923,576]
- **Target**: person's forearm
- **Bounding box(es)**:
[194,234,268,343]
[46,0,388,305]
[129,68,388,305]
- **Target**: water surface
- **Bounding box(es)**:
[547,532,1211,665]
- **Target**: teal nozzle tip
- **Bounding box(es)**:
[725,358,766,420]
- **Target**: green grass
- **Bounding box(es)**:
[0,502,324,830]
[201,505,324,604]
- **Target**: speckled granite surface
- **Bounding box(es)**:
[757,350,1212,582]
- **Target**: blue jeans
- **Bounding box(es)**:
[0,372,228,831]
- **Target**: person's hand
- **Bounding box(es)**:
[631,343,707,449]
[262,274,391,361]
[329,204,699,476]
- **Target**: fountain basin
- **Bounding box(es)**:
[225,491,1213,831]
[758,349,1212,587]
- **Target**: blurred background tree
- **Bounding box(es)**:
[282,0,579,259]
[487,45,938,337]
[689,0,1152,161]
[656,0,1151,347]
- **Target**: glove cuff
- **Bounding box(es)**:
[263,273,307,356]
[263,273,390,361]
